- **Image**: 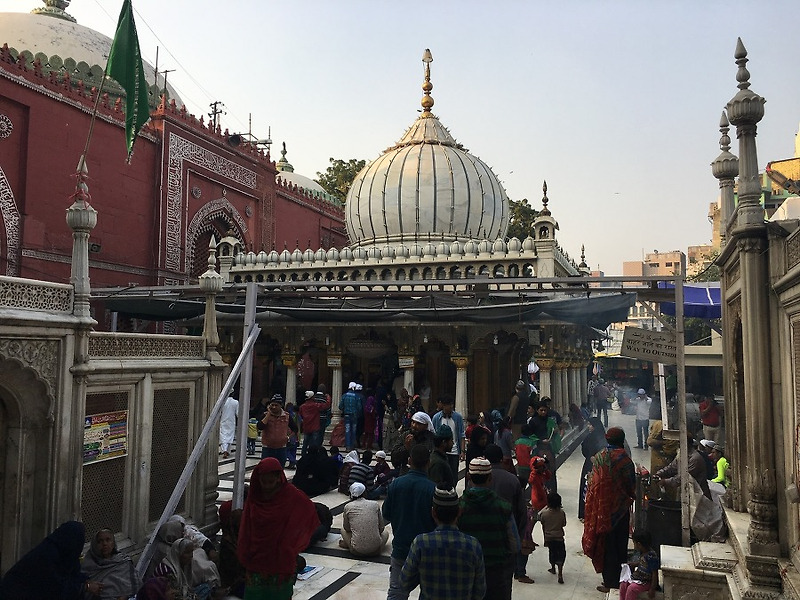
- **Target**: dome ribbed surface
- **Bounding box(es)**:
[345,114,509,247]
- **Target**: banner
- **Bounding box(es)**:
[84,410,128,464]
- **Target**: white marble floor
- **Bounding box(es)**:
[216,409,652,600]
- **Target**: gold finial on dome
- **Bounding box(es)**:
[421,48,434,117]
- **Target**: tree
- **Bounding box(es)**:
[315,158,366,203]
[506,198,539,240]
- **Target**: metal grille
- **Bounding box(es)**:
[149,388,190,521]
[82,392,129,542]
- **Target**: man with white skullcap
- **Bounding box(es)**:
[339,481,388,557]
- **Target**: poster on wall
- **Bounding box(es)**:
[83,411,128,464]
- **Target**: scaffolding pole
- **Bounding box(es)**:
[135,321,261,580]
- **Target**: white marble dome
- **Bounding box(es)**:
[345,112,509,248]
[0,10,182,104]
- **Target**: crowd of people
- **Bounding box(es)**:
[2,370,728,600]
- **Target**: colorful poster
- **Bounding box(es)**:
[83,411,128,464]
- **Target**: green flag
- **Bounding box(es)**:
[105,0,150,161]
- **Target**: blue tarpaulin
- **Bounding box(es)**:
[658,282,721,319]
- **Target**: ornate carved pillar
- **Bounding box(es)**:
[327,355,343,420]
[555,360,569,417]
[580,362,588,406]
[726,41,778,563]
[399,355,415,398]
[451,356,469,416]
[537,358,554,399]
[282,353,297,406]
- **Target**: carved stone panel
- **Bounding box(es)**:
[0,338,59,397]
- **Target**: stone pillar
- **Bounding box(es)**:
[66,159,98,320]
[198,238,227,522]
[327,355,343,420]
[451,356,469,416]
[399,356,415,398]
[537,358,554,399]
[580,364,588,406]
[282,353,297,406]
[726,40,778,563]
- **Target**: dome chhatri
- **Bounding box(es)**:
[345,49,509,248]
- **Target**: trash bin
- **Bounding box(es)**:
[646,500,681,554]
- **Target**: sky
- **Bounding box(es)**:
[3,0,800,275]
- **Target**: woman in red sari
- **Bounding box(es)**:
[238,458,320,599]
[581,426,635,593]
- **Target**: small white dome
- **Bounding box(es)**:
[508,237,522,252]
[493,238,508,253]
[326,247,340,261]
[522,236,535,252]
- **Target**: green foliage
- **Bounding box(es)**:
[690,252,721,282]
[506,198,539,240]
[315,158,366,203]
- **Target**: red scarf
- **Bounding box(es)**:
[238,458,320,576]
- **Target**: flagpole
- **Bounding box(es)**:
[76,75,108,177]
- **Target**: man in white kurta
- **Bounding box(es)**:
[219,395,239,458]
[339,482,389,556]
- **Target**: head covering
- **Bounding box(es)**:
[270,393,284,405]
[713,444,725,454]
[699,439,715,449]
[515,379,526,390]
[469,457,492,476]
[82,529,140,598]
[343,450,360,464]
[305,390,315,399]
[238,458,320,577]
[355,383,363,391]
[0,521,86,599]
[433,487,460,507]
[375,450,387,460]
[434,424,453,440]
[136,577,173,600]
[490,409,502,425]
[605,426,625,446]
[637,388,646,395]
[349,482,366,499]
[411,411,435,432]
[161,537,194,594]
[348,381,357,390]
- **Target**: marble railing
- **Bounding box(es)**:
[0,276,73,313]
[88,332,205,358]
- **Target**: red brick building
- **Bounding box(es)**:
[0,7,346,293]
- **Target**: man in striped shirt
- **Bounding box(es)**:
[400,485,485,600]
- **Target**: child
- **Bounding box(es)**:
[538,491,567,584]
[373,450,391,479]
[330,446,344,471]
[247,416,258,455]
[620,530,659,600]
[522,455,551,554]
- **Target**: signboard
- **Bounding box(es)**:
[84,410,128,464]
[327,356,342,368]
[620,327,677,365]
[398,357,415,369]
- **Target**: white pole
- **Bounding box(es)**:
[676,255,690,546]
[135,323,261,580]
[233,282,258,509]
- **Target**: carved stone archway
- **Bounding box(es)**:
[0,357,55,571]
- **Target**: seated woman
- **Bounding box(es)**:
[144,517,186,581]
[0,521,98,599]
[154,538,223,600]
[81,528,140,599]
[293,445,340,497]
